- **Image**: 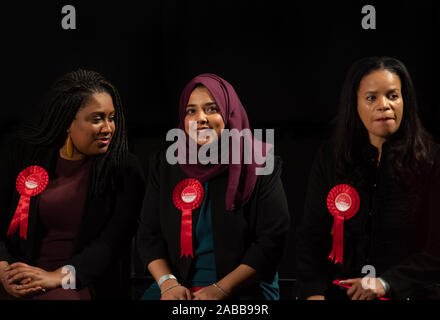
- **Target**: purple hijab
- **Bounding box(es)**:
[177,73,271,211]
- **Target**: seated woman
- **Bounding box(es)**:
[0,70,146,300]
[296,56,440,300]
[136,73,290,300]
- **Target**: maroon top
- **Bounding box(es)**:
[33,156,92,300]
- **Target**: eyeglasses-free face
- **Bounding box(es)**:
[184,86,225,146]
[357,69,403,148]
[66,92,115,159]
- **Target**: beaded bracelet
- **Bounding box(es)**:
[212,283,230,297]
[161,283,181,295]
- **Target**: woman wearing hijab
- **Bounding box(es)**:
[0,70,145,299]
[136,73,290,300]
[296,56,440,300]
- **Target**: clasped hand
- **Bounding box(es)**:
[340,277,386,300]
[161,284,229,300]
[1,262,64,299]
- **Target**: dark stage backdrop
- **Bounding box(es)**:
[0,0,438,299]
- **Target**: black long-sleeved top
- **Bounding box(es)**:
[136,150,290,295]
[0,136,146,299]
[296,140,440,300]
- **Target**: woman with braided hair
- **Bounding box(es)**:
[0,70,145,299]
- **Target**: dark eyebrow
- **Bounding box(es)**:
[186,102,217,108]
[365,88,400,95]
[90,112,114,116]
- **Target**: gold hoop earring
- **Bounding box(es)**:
[66,135,73,158]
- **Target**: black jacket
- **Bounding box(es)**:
[296,140,440,300]
[0,136,146,299]
[136,150,290,294]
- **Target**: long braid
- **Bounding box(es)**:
[19,69,128,197]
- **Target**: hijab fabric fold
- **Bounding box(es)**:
[178,73,271,211]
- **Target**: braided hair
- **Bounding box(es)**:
[19,69,128,197]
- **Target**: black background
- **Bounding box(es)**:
[0,0,438,299]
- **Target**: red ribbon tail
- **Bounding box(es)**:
[328,224,336,261]
[329,215,345,264]
[334,215,345,264]
[6,212,20,237]
[20,200,30,240]
[7,195,30,239]
[180,209,193,258]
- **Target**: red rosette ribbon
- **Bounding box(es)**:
[7,166,49,240]
[326,184,360,264]
[173,178,204,258]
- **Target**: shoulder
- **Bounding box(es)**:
[301,139,337,179]
[426,140,440,172]
[254,155,283,191]
[429,140,440,159]
[1,134,38,156]
[125,152,143,168]
[258,155,282,178]
[315,139,336,161]
[0,134,53,167]
[146,147,176,172]
[119,152,146,178]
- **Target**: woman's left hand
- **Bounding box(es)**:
[340,277,386,300]
[3,263,64,291]
[191,285,229,300]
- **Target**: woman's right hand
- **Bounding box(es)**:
[161,284,192,300]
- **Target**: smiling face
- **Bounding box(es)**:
[184,86,225,146]
[357,69,403,147]
[65,92,115,159]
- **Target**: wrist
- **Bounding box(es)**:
[160,283,181,295]
[377,277,390,294]
[157,274,177,288]
[0,261,9,277]
[54,267,66,287]
[212,282,231,298]
[160,278,179,290]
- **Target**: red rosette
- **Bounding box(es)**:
[173,178,204,258]
[7,166,49,239]
[326,184,360,264]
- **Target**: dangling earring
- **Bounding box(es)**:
[66,135,73,158]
